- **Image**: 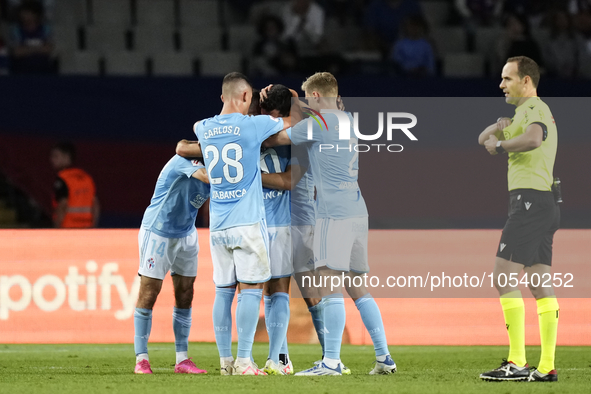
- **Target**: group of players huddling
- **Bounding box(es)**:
[133,71,395,376]
[132,56,561,382]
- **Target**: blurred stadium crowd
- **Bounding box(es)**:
[1,0,591,79]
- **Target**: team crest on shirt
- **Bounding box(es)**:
[147,258,155,270]
[190,193,207,209]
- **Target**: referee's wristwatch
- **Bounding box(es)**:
[495,141,506,154]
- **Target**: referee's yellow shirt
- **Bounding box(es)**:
[502,97,557,191]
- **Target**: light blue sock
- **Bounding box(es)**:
[264,295,272,333]
[308,299,326,356]
[280,337,289,358]
[322,296,345,360]
[265,294,289,359]
[236,289,263,359]
[134,307,152,356]
[267,292,290,363]
[355,294,389,357]
[172,307,191,353]
[241,292,254,362]
[212,287,235,358]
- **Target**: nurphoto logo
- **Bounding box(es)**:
[307,109,418,153]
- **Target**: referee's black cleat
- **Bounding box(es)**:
[479,359,530,381]
[527,367,558,382]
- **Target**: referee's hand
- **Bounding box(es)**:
[496,117,511,131]
[485,135,498,155]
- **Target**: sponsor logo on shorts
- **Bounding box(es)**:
[147,258,155,270]
[211,234,243,247]
[525,202,532,210]
[500,243,507,252]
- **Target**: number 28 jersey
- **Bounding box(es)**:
[194,113,284,231]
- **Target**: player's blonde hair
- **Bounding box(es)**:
[301,72,338,97]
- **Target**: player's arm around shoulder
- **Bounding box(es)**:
[176,139,202,158]
[263,108,311,148]
[261,164,304,191]
[192,168,209,184]
[263,129,292,148]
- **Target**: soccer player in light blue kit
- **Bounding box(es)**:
[267,72,396,376]
[261,87,352,375]
[134,155,210,375]
[256,84,296,375]
[254,85,324,375]
[177,73,292,376]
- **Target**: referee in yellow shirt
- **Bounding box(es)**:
[478,56,560,382]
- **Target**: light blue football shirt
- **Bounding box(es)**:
[194,113,284,231]
[141,155,210,238]
[290,145,316,226]
[288,111,368,219]
[261,145,291,228]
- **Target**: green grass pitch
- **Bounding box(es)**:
[0,343,589,394]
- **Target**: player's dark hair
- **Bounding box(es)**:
[260,84,291,117]
[507,56,540,88]
[222,72,251,89]
[249,89,262,115]
[52,141,76,162]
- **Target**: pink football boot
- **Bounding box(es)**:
[134,359,153,374]
[174,358,207,374]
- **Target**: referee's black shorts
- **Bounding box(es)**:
[496,188,560,267]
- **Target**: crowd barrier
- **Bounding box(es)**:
[1,229,589,345]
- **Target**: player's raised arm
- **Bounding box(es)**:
[176,139,202,158]
[261,164,305,191]
[289,89,304,125]
[260,86,302,130]
[263,129,291,148]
